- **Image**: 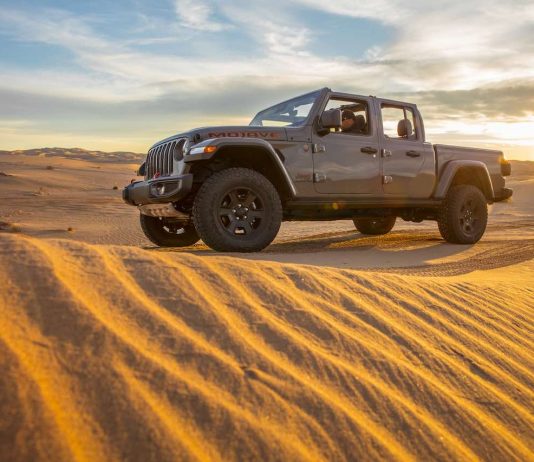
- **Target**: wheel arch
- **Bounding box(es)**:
[434,161,495,201]
[185,138,296,202]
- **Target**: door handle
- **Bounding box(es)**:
[361,146,378,154]
[406,150,421,157]
[312,144,326,153]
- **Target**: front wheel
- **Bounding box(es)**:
[437,185,488,244]
[353,216,396,235]
[193,168,282,252]
[140,214,200,247]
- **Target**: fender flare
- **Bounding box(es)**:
[434,160,495,200]
[185,137,297,197]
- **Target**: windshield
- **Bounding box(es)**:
[249,90,321,127]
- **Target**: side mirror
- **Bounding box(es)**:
[320,108,342,129]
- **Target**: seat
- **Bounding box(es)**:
[353,115,367,134]
[397,119,413,138]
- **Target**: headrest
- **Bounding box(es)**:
[354,114,366,131]
[342,110,355,121]
[397,119,413,137]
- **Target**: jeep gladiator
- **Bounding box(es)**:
[123,88,512,252]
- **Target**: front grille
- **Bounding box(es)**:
[145,139,183,179]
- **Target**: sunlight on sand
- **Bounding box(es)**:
[0,151,533,461]
[1,234,533,461]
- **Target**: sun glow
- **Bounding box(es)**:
[425,117,534,159]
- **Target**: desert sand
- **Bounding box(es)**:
[0,149,533,461]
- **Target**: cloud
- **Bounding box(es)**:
[174,0,231,31]
[0,4,424,97]
[0,8,111,51]
[293,0,534,92]
[2,1,534,96]
[0,5,365,104]
[0,1,533,157]
[403,80,534,120]
[290,0,410,24]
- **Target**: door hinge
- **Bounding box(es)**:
[383,175,393,184]
[314,173,327,183]
[312,144,326,153]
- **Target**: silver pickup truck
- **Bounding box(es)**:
[123,88,512,252]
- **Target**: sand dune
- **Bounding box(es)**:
[1,151,533,461]
[1,150,533,268]
[1,234,533,461]
[0,147,144,163]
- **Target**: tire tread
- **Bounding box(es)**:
[192,168,282,252]
[140,214,199,247]
[353,217,396,235]
[437,185,487,244]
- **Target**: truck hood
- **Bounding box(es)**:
[152,126,288,148]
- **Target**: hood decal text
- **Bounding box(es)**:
[208,131,282,139]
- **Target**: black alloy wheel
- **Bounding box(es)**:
[140,214,200,247]
[459,197,483,236]
[193,168,282,252]
[218,187,266,237]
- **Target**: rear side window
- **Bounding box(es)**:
[381,105,418,140]
[323,98,370,136]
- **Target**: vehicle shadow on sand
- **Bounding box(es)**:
[147,230,479,271]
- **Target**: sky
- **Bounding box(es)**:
[0,0,533,160]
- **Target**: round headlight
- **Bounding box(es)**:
[173,139,187,161]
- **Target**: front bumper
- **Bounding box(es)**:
[494,187,513,202]
[122,174,193,206]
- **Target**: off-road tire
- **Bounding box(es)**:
[140,214,200,247]
[437,185,488,244]
[193,168,282,252]
[353,216,396,235]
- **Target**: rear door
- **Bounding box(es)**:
[312,95,382,195]
[377,101,435,198]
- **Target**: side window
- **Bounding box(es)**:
[381,105,417,140]
[323,98,370,136]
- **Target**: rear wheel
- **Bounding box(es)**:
[193,168,282,252]
[140,214,200,247]
[353,216,396,235]
[437,185,488,244]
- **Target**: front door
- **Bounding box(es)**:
[312,96,382,195]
